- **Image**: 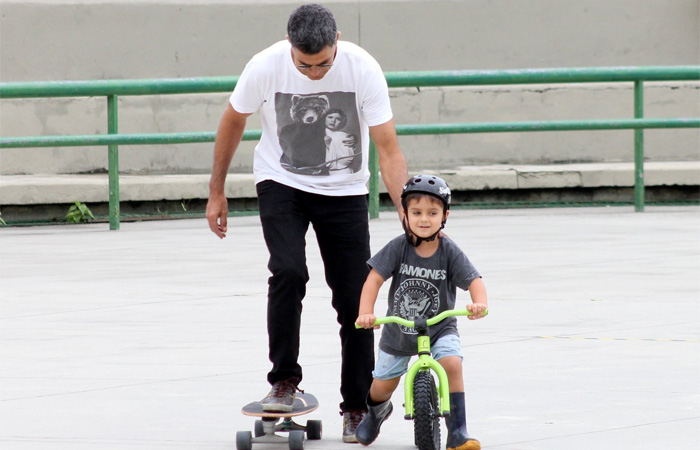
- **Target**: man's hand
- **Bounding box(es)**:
[206,193,228,239]
[206,104,250,239]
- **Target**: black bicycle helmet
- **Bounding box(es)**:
[401,174,451,211]
[400,174,451,246]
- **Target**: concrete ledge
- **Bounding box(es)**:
[412,161,699,193]
[0,162,698,206]
[0,173,256,205]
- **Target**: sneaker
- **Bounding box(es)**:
[341,409,366,443]
[261,379,299,412]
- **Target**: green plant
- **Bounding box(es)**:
[66,201,95,223]
[0,212,5,226]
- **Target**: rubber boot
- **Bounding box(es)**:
[355,395,393,445]
[445,392,481,450]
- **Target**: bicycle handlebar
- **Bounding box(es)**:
[355,308,488,329]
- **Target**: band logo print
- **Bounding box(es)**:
[392,278,440,334]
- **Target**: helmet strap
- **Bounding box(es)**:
[402,216,446,247]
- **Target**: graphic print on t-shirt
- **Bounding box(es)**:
[392,278,441,335]
[275,92,361,176]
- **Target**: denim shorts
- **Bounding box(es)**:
[372,334,463,380]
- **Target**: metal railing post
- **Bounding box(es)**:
[107,94,120,229]
[634,81,645,212]
[369,139,379,219]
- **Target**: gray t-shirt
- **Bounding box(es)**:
[368,235,481,356]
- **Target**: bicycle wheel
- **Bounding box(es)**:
[413,370,440,450]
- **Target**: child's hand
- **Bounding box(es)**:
[356,314,379,329]
[466,303,488,320]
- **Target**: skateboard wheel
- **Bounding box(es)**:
[254,420,265,437]
[236,431,252,450]
[306,420,322,440]
[288,430,305,450]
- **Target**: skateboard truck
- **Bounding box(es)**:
[236,393,322,450]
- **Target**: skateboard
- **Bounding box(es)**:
[236,393,322,450]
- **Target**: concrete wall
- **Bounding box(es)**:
[1,0,699,175]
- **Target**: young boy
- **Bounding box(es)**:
[355,175,488,450]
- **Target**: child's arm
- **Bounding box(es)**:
[356,269,385,329]
[466,277,488,320]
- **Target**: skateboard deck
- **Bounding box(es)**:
[242,392,319,418]
[237,393,322,449]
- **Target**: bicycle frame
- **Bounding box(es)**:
[367,309,486,421]
[404,322,451,419]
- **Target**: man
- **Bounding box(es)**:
[206,3,408,442]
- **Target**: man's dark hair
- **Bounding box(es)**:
[287,3,337,54]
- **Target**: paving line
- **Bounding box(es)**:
[538,335,699,343]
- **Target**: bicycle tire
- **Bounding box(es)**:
[413,370,441,450]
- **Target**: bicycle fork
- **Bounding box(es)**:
[402,319,451,420]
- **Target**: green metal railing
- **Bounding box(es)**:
[1,66,699,229]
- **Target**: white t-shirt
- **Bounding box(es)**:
[230,40,393,196]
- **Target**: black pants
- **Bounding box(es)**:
[256,180,374,411]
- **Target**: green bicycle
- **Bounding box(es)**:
[357,308,486,450]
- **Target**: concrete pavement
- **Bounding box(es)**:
[1,206,699,450]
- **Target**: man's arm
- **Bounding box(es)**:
[369,119,409,218]
[206,103,251,239]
